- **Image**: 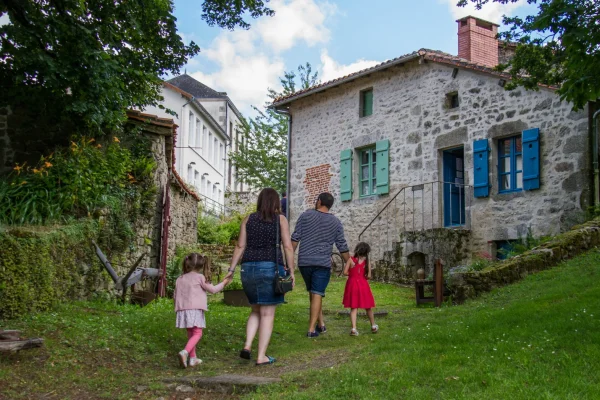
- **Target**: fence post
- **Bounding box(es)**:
[434,258,444,307]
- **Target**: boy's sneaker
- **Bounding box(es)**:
[306,331,320,338]
[178,350,189,368]
[189,357,202,367]
[371,325,379,334]
[315,325,327,334]
[350,328,359,336]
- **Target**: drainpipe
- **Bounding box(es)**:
[275,108,292,221]
[593,109,600,205]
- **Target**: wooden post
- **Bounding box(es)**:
[434,259,443,307]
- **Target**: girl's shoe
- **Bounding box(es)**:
[178,350,189,369]
[189,357,203,367]
[350,328,359,336]
[371,325,379,334]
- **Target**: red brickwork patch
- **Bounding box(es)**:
[304,164,332,207]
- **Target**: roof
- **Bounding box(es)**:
[167,74,245,121]
[162,81,229,140]
[271,48,556,108]
[126,110,175,129]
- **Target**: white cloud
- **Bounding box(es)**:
[0,13,10,26]
[185,0,336,115]
[320,49,379,82]
[441,0,526,24]
[256,0,336,52]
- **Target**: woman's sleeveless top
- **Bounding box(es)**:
[241,213,284,265]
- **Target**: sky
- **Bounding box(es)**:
[173,0,538,117]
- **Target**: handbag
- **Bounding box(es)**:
[274,215,293,295]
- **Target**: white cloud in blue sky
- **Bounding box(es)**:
[174,0,533,115]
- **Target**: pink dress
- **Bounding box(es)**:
[342,257,376,309]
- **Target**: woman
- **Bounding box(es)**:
[226,188,295,365]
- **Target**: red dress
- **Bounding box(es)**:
[342,257,376,309]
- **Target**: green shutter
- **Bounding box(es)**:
[375,139,390,195]
[340,149,353,201]
[363,90,373,116]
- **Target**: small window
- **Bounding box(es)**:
[446,92,459,109]
[360,89,373,117]
[195,119,201,149]
[359,147,377,196]
[495,240,519,260]
[498,135,523,192]
[188,112,195,146]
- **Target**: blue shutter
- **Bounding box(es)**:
[340,149,353,201]
[522,128,540,190]
[473,139,490,198]
[375,139,390,195]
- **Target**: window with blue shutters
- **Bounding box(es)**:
[359,146,377,196]
[498,135,523,193]
[522,128,540,190]
[473,139,490,198]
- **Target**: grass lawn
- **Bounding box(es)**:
[1,249,600,399]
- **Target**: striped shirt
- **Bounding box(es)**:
[291,209,349,268]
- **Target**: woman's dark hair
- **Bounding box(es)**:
[354,242,371,278]
[183,253,212,282]
[256,188,281,222]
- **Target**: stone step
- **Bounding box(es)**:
[165,374,281,395]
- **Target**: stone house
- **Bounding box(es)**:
[272,16,596,280]
[143,75,248,216]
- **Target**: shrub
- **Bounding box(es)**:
[197,209,248,245]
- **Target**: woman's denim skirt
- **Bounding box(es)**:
[241,261,284,305]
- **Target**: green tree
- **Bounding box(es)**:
[457,0,599,110]
[0,0,274,132]
[229,63,319,192]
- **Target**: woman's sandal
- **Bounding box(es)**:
[255,356,276,366]
[240,349,251,360]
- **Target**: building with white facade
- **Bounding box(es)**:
[143,75,246,215]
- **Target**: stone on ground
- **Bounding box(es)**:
[166,374,281,394]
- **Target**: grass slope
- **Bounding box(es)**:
[1,249,600,399]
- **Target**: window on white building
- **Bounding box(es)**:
[208,133,213,159]
[195,119,201,150]
[214,138,218,165]
[194,170,199,190]
[188,112,194,147]
[207,181,211,198]
[187,165,193,182]
[219,143,224,171]
[203,126,208,157]
[200,175,206,195]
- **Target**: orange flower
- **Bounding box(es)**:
[44,162,53,168]
[13,164,22,172]
[70,141,77,147]
[113,137,120,143]
[21,181,27,185]
[96,144,102,148]
[33,168,40,174]
[88,138,95,143]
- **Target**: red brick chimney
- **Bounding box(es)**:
[457,16,499,67]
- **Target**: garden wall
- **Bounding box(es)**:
[448,218,600,303]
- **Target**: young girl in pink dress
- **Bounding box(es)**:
[342,242,378,336]
[174,253,231,368]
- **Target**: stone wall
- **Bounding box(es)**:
[448,218,600,303]
[225,190,258,215]
[288,59,590,268]
[168,178,199,258]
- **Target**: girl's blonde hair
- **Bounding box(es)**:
[183,253,212,282]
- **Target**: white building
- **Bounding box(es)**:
[143,75,246,215]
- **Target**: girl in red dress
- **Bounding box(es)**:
[342,242,378,336]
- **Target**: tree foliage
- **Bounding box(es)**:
[0,0,273,133]
[229,63,319,193]
[457,0,600,109]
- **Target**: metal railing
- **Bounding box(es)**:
[198,192,230,217]
[358,181,473,262]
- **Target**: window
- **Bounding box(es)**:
[194,170,199,189]
[359,147,377,196]
[203,127,208,157]
[360,89,373,117]
[207,181,211,198]
[498,135,523,192]
[212,184,217,198]
[214,138,218,164]
[220,143,224,170]
[187,165,193,182]
[446,92,459,109]
[195,119,201,149]
[188,112,194,147]
[200,175,206,195]
[208,133,213,158]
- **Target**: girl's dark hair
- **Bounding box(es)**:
[183,253,212,282]
[354,242,371,278]
[256,188,281,222]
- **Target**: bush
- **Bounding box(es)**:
[197,209,247,245]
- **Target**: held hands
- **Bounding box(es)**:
[223,276,233,286]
